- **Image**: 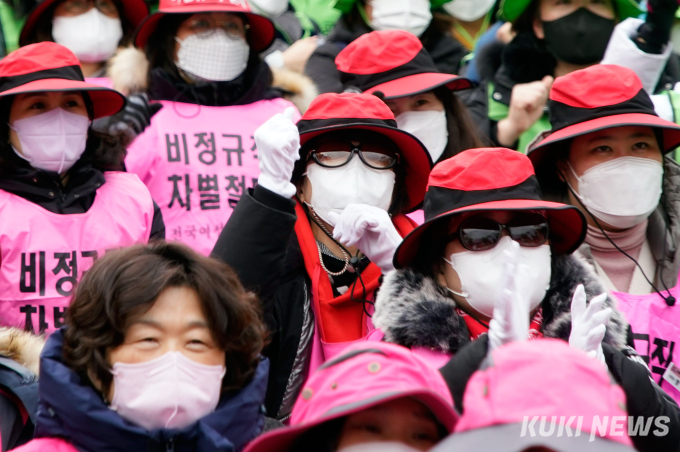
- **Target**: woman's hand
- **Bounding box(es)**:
[488,241,533,351]
[254,107,300,198]
[328,204,402,273]
[496,76,553,147]
[569,284,611,366]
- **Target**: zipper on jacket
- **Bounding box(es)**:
[165,437,175,452]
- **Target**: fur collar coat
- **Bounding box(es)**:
[373,253,629,354]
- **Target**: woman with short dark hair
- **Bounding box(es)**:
[13,241,269,452]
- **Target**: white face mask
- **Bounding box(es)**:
[444,236,552,318]
[443,0,495,22]
[305,157,396,226]
[396,110,448,163]
[567,157,663,229]
[52,8,123,63]
[370,0,432,37]
[11,108,90,174]
[111,352,226,431]
[175,30,250,82]
[248,0,289,17]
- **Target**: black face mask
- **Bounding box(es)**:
[542,8,615,65]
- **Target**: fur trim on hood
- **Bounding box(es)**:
[0,328,45,376]
[107,46,148,95]
[270,67,317,113]
[107,46,317,112]
[374,253,628,354]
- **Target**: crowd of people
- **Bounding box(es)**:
[0,0,678,451]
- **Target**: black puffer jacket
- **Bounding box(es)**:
[304,10,468,94]
[212,185,312,422]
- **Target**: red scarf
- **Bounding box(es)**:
[457,307,545,341]
[294,201,416,343]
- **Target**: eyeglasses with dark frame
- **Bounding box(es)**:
[448,213,550,252]
[306,137,400,171]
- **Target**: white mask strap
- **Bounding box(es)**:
[442,257,469,298]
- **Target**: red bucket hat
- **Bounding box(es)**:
[336,30,473,99]
[0,42,125,119]
[393,148,586,268]
[296,92,433,212]
[244,342,458,452]
[134,0,275,52]
[19,0,149,47]
[528,65,680,172]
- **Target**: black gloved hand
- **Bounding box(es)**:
[635,0,679,54]
[119,93,163,136]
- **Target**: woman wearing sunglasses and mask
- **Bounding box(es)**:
[212,92,432,421]
[372,147,680,452]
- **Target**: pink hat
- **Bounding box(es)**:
[432,339,635,452]
[244,342,458,452]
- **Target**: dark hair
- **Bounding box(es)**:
[144,12,260,86]
[21,0,135,47]
[63,241,268,398]
[0,94,127,173]
[409,219,456,277]
[292,129,410,214]
[432,86,488,161]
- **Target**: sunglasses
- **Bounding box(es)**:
[307,138,400,170]
[452,213,550,251]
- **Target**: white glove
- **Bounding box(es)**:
[569,284,612,366]
[488,241,533,352]
[327,204,402,273]
[254,106,300,198]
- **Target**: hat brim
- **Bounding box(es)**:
[134,8,275,52]
[528,113,680,176]
[394,199,586,268]
[244,390,458,452]
[366,73,474,99]
[299,123,433,212]
[19,0,149,47]
[0,79,125,118]
[434,423,635,452]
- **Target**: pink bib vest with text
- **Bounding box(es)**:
[0,172,154,334]
[125,98,299,255]
[613,281,680,402]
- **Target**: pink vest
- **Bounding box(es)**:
[0,172,154,334]
[613,283,680,402]
[126,98,300,255]
[12,438,77,452]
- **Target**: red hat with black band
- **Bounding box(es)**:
[296,92,433,213]
[19,0,149,47]
[528,65,680,172]
[393,148,586,269]
[335,30,473,99]
[0,42,125,119]
[134,0,275,52]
